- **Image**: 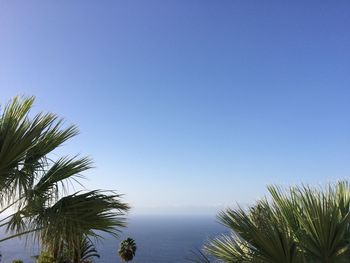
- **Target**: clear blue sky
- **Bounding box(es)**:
[1,1,350,215]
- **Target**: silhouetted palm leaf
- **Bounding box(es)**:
[80,237,100,262]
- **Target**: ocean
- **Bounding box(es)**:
[0,215,227,263]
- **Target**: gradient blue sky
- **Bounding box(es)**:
[1,1,350,214]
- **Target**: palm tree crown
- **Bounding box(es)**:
[118,237,137,262]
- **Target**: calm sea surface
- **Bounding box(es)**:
[0,215,227,263]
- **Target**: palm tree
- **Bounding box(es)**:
[118,238,137,262]
[197,181,350,263]
[0,96,130,262]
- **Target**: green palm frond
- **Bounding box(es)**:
[205,234,251,263]
[294,185,350,262]
[26,190,129,259]
[33,156,92,200]
[214,201,301,263]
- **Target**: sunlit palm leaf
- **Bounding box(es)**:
[36,190,129,258]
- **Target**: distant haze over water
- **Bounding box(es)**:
[1,215,227,263]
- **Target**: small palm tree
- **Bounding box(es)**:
[118,238,137,262]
